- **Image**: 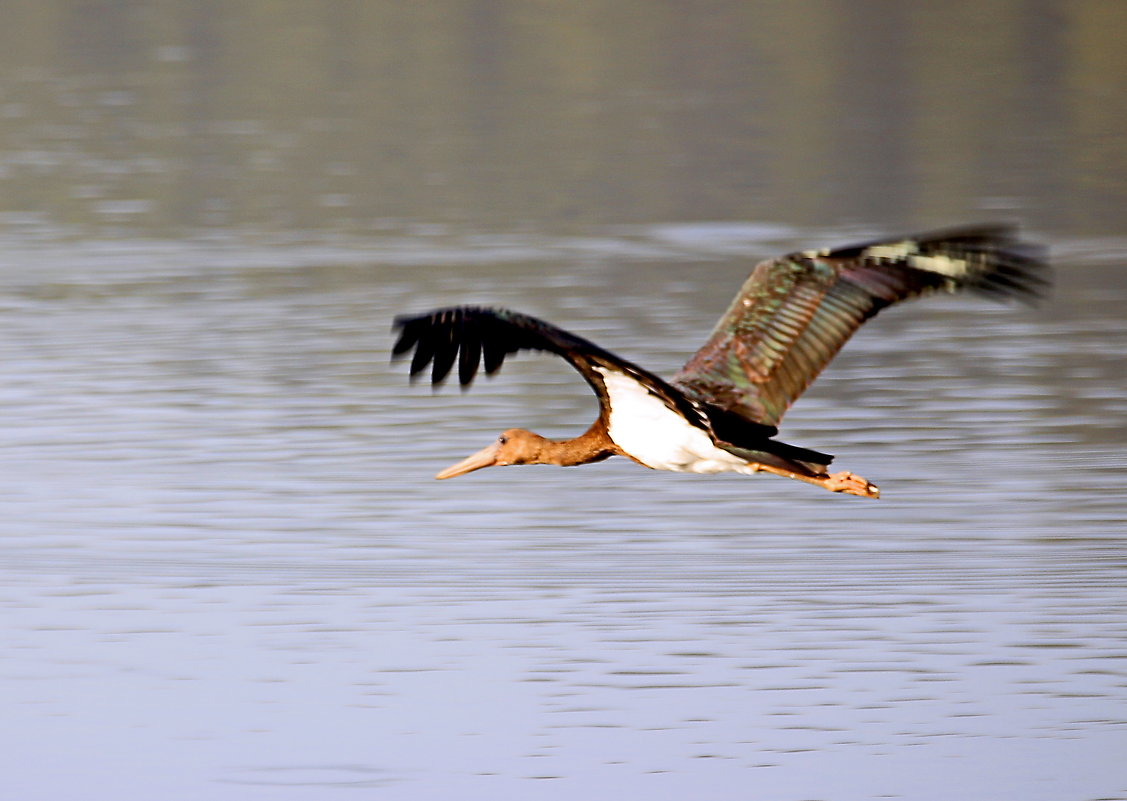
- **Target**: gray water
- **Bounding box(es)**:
[2,231,1125,801]
[3,3,1127,801]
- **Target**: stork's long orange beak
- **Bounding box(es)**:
[435,441,502,479]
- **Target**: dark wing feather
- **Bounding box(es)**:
[673,224,1049,427]
[392,306,731,433]
[393,307,613,387]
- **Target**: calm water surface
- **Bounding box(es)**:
[3,3,1127,799]
[1,230,1125,801]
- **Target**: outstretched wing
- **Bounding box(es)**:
[392,306,717,430]
[673,224,1049,427]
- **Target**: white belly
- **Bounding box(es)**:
[596,368,750,474]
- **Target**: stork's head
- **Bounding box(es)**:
[434,429,549,479]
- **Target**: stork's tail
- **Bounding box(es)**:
[721,438,834,478]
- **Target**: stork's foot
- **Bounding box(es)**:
[824,470,880,498]
[747,461,881,498]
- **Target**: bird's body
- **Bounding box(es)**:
[393,225,1047,497]
[598,367,727,471]
[595,366,754,474]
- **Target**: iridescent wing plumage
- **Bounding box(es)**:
[673,225,1048,427]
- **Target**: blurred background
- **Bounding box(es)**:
[1,3,1125,801]
[1,0,1124,239]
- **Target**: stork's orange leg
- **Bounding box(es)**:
[747,463,880,498]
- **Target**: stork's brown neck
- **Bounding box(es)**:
[537,417,618,465]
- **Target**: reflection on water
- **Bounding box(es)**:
[1,230,1125,801]
[1,2,1126,237]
